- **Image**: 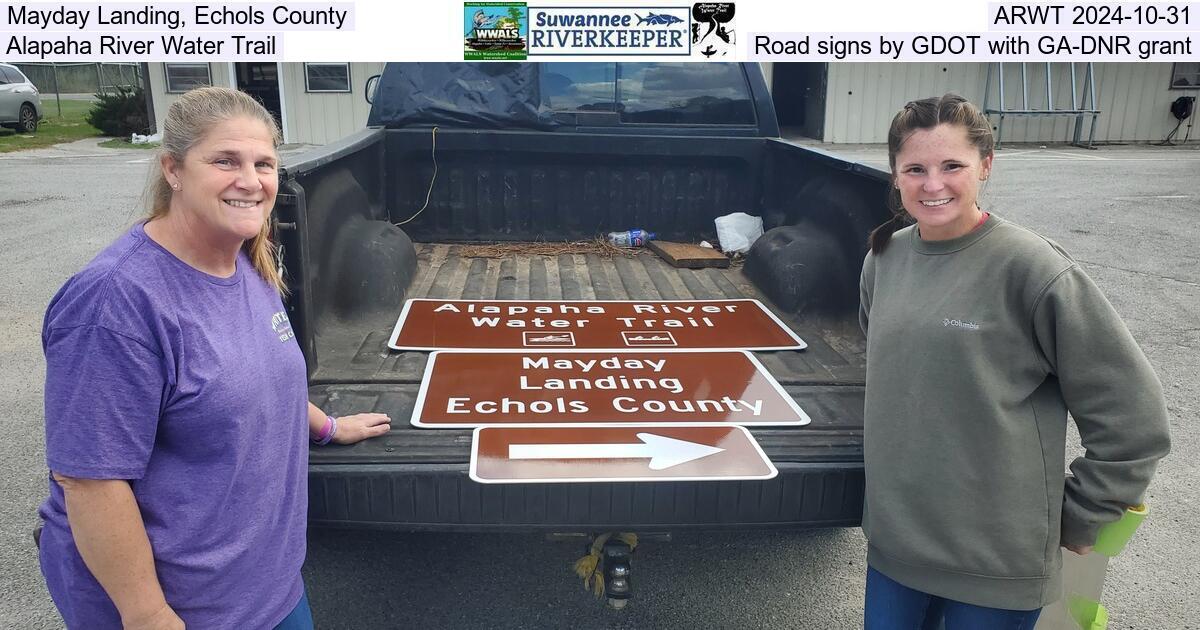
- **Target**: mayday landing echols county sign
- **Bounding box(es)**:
[470,425,778,483]
[411,350,810,427]
[387,299,806,351]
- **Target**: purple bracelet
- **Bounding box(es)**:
[313,415,338,445]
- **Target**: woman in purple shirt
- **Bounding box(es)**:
[38,87,391,630]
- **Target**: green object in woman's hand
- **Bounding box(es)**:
[1093,504,1148,558]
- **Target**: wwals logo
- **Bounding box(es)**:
[465,2,528,60]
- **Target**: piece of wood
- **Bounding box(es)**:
[647,240,730,268]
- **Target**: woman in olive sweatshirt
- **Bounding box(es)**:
[858,94,1170,629]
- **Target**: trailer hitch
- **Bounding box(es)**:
[572,532,639,608]
[601,536,634,608]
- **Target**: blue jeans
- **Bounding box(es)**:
[273,591,314,630]
[865,566,1042,630]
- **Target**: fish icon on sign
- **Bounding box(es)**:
[636,12,684,26]
[621,330,678,347]
[523,331,576,347]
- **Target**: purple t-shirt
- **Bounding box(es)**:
[38,222,309,629]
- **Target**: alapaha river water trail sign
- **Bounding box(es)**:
[388,299,806,351]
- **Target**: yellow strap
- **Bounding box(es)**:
[571,533,638,598]
[573,533,607,596]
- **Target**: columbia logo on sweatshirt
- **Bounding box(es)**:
[943,318,980,330]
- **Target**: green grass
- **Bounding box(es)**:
[99,138,160,150]
[0,98,103,153]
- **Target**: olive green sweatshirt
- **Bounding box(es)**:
[858,214,1170,610]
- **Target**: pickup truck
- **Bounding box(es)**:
[276,62,889,580]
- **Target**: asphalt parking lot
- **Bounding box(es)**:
[1,138,1196,629]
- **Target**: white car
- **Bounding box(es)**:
[0,63,43,133]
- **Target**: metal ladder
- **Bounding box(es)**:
[983,62,1101,149]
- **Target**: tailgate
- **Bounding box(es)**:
[307,244,864,530]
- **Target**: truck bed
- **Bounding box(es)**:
[305,244,867,531]
[311,243,866,383]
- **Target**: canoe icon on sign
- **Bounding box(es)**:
[523,331,576,347]
[622,330,678,347]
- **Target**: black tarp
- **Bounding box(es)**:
[366,63,558,130]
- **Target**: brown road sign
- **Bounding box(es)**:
[470,424,778,483]
[388,299,806,351]
[411,350,810,427]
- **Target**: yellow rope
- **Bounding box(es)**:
[573,533,607,596]
[572,533,639,598]
[395,126,439,227]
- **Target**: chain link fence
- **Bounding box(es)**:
[12,62,143,118]
[15,62,141,95]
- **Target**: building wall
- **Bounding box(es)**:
[146,62,384,145]
[279,62,384,145]
[821,63,1199,144]
[147,63,233,137]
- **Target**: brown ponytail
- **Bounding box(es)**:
[869,94,995,254]
[867,187,913,254]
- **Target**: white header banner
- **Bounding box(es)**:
[0,0,1195,61]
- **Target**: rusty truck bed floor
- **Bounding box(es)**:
[311,243,865,385]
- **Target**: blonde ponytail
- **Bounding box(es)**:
[145,86,287,294]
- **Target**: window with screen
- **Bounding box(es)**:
[164,64,211,93]
[1170,63,1200,89]
[305,63,351,93]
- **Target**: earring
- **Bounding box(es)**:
[172,183,180,190]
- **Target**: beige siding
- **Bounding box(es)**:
[760,62,773,93]
[822,63,1199,144]
[281,62,384,145]
[147,63,233,135]
[147,62,382,145]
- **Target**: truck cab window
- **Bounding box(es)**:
[617,63,754,125]
[539,62,617,112]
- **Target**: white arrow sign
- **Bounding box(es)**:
[508,432,726,470]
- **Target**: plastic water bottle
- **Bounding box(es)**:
[607,229,656,247]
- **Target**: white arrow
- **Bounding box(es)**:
[508,433,725,470]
